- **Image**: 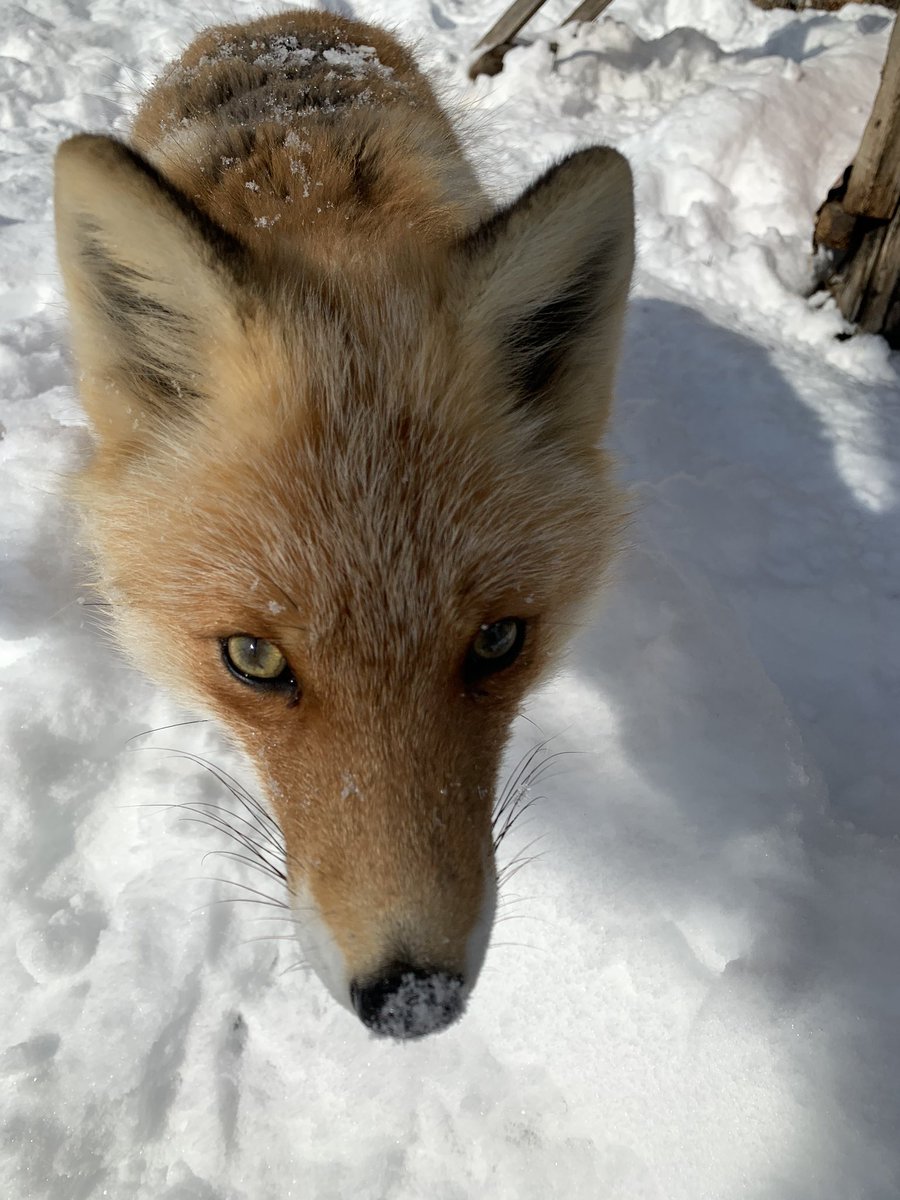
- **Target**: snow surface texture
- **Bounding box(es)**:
[2,0,900,1197]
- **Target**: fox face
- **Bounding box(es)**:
[54,13,633,1039]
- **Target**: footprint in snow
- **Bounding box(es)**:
[0,1032,60,1077]
[15,900,107,983]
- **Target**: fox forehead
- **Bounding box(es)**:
[138,398,588,629]
[116,296,592,584]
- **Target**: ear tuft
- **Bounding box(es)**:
[458,147,634,448]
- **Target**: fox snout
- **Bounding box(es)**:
[299,861,495,1039]
[299,886,494,1040]
[270,735,500,1039]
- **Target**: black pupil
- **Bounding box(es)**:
[481,622,515,656]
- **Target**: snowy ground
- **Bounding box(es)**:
[2,0,900,1196]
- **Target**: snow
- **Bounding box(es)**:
[321,42,395,78]
[2,0,900,1196]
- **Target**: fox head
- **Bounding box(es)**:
[54,133,633,1038]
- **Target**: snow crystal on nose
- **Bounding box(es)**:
[370,972,464,1040]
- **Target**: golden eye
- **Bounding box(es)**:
[223,635,289,684]
[465,618,526,686]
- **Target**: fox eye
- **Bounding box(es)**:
[465,618,526,683]
[222,635,294,689]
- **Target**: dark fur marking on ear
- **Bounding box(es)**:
[81,229,203,413]
[135,366,201,414]
[504,246,612,406]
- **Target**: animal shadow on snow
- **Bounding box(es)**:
[558,296,900,1192]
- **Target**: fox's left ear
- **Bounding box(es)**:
[55,134,249,449]
[456,147,634,451]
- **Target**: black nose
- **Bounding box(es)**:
[350,963,465,1039]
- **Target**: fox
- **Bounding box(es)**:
[53,8,634,1039]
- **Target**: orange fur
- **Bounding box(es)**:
[54,8,634,1038]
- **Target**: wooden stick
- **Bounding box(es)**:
[472,0,548,54]
[564,0,616,23]
[468,0,618,79]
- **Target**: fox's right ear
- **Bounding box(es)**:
[54,134,248,447]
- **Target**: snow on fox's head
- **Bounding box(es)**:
[55,133,633,1038]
